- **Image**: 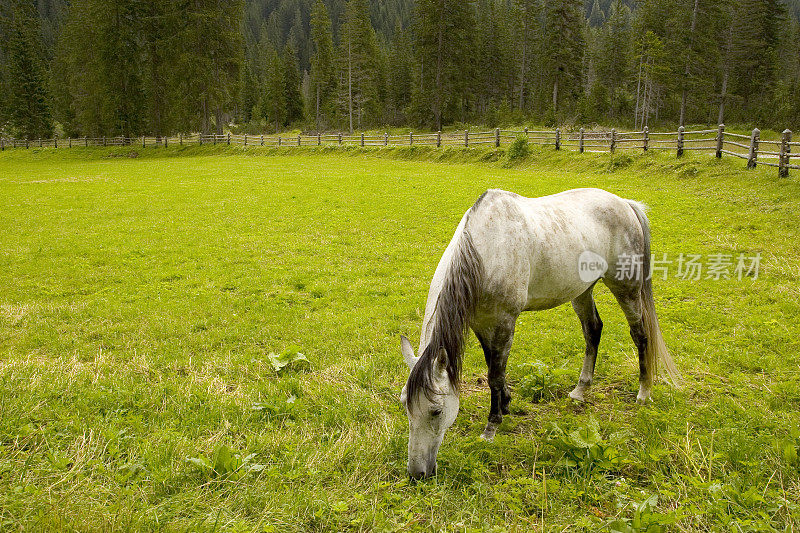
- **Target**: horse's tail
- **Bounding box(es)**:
[628,201,681,388]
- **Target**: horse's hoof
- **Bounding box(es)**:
[636,395,651,405]
[569,389,585,402]
[480,422,498,442]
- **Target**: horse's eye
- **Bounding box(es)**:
[431,409,442,417]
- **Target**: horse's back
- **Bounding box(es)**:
[468,188,644,314]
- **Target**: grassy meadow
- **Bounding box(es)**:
[1,144,799,531]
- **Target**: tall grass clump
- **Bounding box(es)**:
[506,135,529,162]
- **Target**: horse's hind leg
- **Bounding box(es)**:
[474,315,516,442]
[569,285,603,402]
[606,284,650,403]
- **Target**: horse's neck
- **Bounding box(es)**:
[419,208,471,355]
[419,278,443,354]
[418,245,456,354]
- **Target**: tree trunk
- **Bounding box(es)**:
[348,39,353,135]
[202,93,209,135]
[316,84,320,131]
[718,69,728,125]
[433,0,445,132]
[679,0,700,127]
[518,16,528,111]
[634,46,643,130]
[718,14,735,125]
[552,75,558,116]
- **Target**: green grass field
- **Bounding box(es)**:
[1,145,799,531]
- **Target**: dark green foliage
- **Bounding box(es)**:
[262,43,287,131]
[4,1,53,139]
[337,0,383,132]
[2,0,800,136]
[543,0,586,118]
[283,44,305,124]
[49,0,244,136]
[414,0,476,129]
[310,0,336,129]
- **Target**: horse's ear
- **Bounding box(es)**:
[400,335,418,370]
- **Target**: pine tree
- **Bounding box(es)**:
[589,0,605,27]
[310,0,336,130]
[413,0,476,129]
[512,0,541,112]
[596,0,632,118]
[543,0,585,119]
[387,27,414,124]
[337,0,382,132]
[6,0,53,140]
[730,0,789,121]
[0,3,10,131]
[176,0,245,134]
[282,44,304,125]
[262,43,286,132]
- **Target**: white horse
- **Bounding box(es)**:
[399,188,680,480]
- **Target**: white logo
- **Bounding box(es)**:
[578,251,608,282]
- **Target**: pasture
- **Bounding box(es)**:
[1,145,799,531]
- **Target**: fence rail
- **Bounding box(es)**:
[1,125,796,177]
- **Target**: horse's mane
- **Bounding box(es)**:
[406,222,484,408]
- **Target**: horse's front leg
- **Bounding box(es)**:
[476,319,516,442]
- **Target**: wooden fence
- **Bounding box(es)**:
[1,125,797,177]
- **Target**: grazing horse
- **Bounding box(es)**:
[399,188,680,480]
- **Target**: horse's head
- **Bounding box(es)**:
[399,335,459,480]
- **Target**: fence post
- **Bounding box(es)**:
[227,133,231,145]
[610,129,616,153]
[643,127,649,152]
[465,130,469,147]
[410,131,414,146]
[779,129,792,178]
[384,132,388,146]
[26,139,29,149]
[278,136,282,147]
[495,128,500,148]
[677,126,684,157]
[579,128,584,153]
[360,133,364,147]
[716,124,724,158]
[69,138,72,149]
[318,133,321,146]
[199,134,203,146]
[747,128,760,169]
[261,135,264,146]
[54,138,57,149]
[555,128,561,150]
[244,134,247,146]
[437,131,441,148]
[1,138,4,151]
[338,133,342,146]
[524,127,528,140]
[165,135,168,148]
[180,133,183,146]
[85,137,88,147]
[39,138,42,148]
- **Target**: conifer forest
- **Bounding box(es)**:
[1,0,799,139]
